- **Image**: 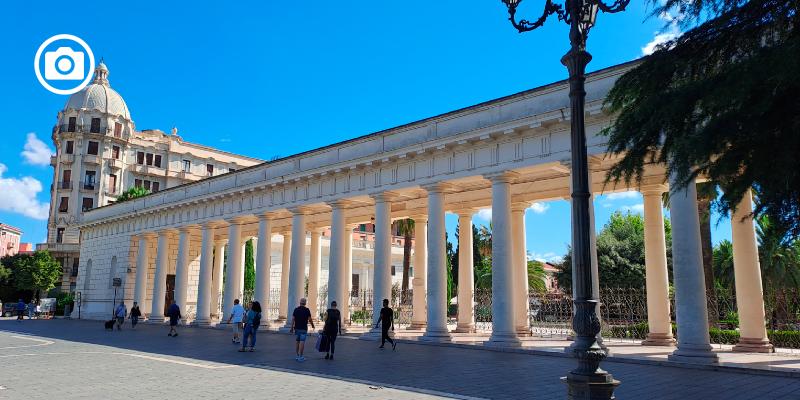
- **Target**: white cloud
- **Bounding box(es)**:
[605,191,640,200]
[529,202,550,214]
[0,163,50,220]
[529,251,563,263]
[20,132,54,166]
[620,203,645,214]
[641,8,684,55]
[476,208,492,221]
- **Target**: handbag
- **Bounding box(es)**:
[315,333,324,352]
[320,334,330,352]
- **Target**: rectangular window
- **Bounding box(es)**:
[65,140,74,154]
[63,169,71,183]
[136,151,144,165]
[84,171,96,190]
[143,180,151,190]
[352,274,360,293]
[87,141,99,155]
[56,228,65,243]
[82,197,93,212]
[111,145,120,159]
[206,163,213,176]
[182,160,191,173]
[229,168,236,173]
[90,118,101,133]
[67,117,76,132]
[58,197,69,213]
[114,122,122,137]
[134,179,142,188]
[71,258,79,277]
[154,155,162,168]
[108,174,117,194]
[145,153,153,166]
[151,181,160,192]
[391,265,396,276]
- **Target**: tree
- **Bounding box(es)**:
[2,251,62,297]
[756,215,800,289]
[527,260,548,294]
[602,0,800,238]
[712,239,735,289]
[116,186,150,203]
[395,218,415,299]
[244,239,255,292]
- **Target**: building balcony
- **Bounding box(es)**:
[56,181,73,190]
[83,155,101,164]
[60,154,75,164]
[106,158,123,170]
[79,181,98,192]
[133,164,167,177]
[104,188,119,197]
[50,155,57,166]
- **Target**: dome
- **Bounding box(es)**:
[64,63,131,120]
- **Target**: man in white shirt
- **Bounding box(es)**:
[227,299,246,344]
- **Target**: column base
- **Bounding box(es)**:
[561,373,620,400]
[192,318,214,327]
[453,323,475,333]
[421,328,452,342]
[516,326,531,336]
[485,332,522,348]
[733,337,774,353]
[407,322,427,330]
[146,315,165,324]
[642,332,677,346]
[668,343,719,364]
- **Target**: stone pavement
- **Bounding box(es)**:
[2,319,800,399]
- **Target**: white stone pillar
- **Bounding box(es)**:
[422,184,452,341]
[642,186,676,346]
[731,190,773,352]
[486,172,521,346]
[210,240,226,319]
[327,203,347,318]
[454,210,475,333]
[369,192,395,335]
[511,203,530,336]
[284,209,309,329]
[173,227,192,323]
[343,224,354,325]
[254,214,273,306]
[150,230,172,321]
[308,229,322,320]
[409,216,428,330]
[133,233,154,316]
[668,176,718,363]
[278,231,291,322]
[222,220,243,322]
[195,223,216,325]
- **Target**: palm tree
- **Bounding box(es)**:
[476,223,493,258]
[395,218,415,302]
[527,260,548,294]
[712,240,735,289]
[757,215,800,289]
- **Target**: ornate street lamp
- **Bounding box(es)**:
[500,0,629,399]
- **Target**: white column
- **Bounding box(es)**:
[327,203,347,318]
[454,210,475,333]
[195,223,216,325]
[642,187,676,346]
[409,216,428,330]
[284,210,308,329]
[421,184,452,341]
[511,203,530,336]
[254,214,273,305]
[210,240,226,319]
[668,176,718,363]
[369,192,395,335]
[133,233,154,316]
[278,232,291,322]
[150,230,171,321]
[731,190,773,352]
[343,224,354,325]
[308,229,322,320]
[221,221,243,322]
[173,227,192,323]
[486,172,521,346]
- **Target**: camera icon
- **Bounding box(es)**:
[44,47,85,80]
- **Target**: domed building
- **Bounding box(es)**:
[42,63,263,292]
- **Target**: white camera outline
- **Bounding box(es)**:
[34,34,95,95]
[44,47,85,81]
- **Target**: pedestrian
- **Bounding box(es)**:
[226,299,245,344]
[28,299,36,319]
[114,302,127,330]
[289,297,315,362]
[239,301,262,352]
[16,299,25,322]
[323,300,342,360]
[166,300,181,337]
[375,298,396,350]
[130,302,141,329]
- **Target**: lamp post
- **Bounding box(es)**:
[499,0,628,398]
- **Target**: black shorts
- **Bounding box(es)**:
[169,318,179,326]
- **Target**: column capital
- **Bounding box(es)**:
[287,205,314,215]
[214,238,228,245]
[451,208,476,217]
[484,171,520,184]
[157,228,178,236]
[225,216,250,225]
[326,199,360,210]
[201,220,223,230]
[369,190,401,203]
[511,202,530,212]
[421,182,457,194]
[280,231,292,237]
[138,232,158,240]
[641,185,669,196]
[257,211,281,221]
[309,228,324,235]
[178,224,199,233]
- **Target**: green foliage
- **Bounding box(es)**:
[395,218,415,293]
[603,0,800,238]
[756,214,800,288]
[115,186,150,203]
[1,251,63,295]
[475,256,493,290]
[527,260,547,294]
[712,240,735,288]
[244,239,255,291]
[446,240,455,304]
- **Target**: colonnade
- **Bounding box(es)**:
[129,176,774,355]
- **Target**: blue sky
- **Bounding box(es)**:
[0,1,730,260]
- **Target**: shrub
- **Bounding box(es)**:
[709,328,740,344]
[768,330,800,349]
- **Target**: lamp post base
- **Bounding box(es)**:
[562,374,620,400]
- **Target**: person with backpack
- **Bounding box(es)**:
[239,301,262,352]
[114,302,127,330]
[129,302,142,329]
[323,300,342,360]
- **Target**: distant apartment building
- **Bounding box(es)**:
[0,224,23,257]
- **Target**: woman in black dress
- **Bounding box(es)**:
[323,301,342,360]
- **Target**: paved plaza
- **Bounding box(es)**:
[1,319,799,399]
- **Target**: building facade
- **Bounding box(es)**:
[0,224,23,257]
[39,63,263,293]
[74,61,775,361]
